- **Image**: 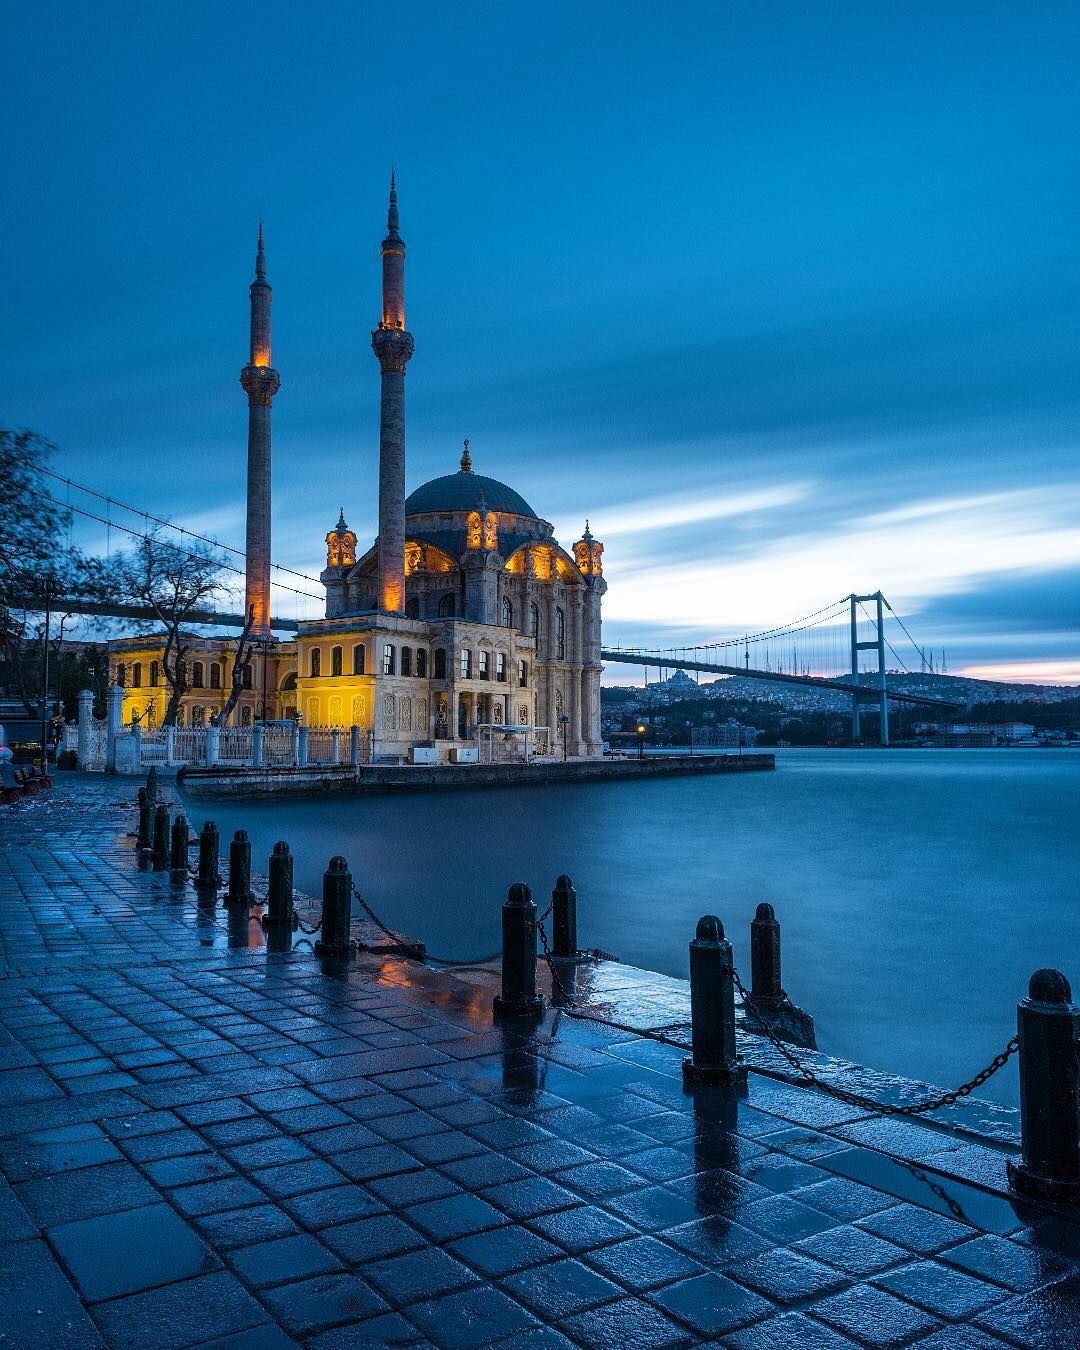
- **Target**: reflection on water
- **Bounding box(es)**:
[183,748,1080,1105]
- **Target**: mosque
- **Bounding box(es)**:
[108,179,607,759]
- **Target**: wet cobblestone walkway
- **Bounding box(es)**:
[1,778,1079,1347]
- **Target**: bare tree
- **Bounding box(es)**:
[219,606,257,727]
[116,534,226,726]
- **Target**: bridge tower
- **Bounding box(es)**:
[849,592,889,746]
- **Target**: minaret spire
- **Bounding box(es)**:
[371,173,415,612]
[240,223,281,639]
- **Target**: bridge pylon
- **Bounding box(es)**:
[848,592,889,746]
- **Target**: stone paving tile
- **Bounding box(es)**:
[4,780,1080,1349]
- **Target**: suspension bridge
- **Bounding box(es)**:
[23,467,960,745]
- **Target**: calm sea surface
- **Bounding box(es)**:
[183,748,1080,1106]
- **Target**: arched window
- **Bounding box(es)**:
[242,662,253,690]
[210,663,221,689]
[149,660,159,687]
[459,649,471,679]
[401,647,412,677]
[405,597,420,619]
[501,596,513,628]
[530,603,540,640]
[496,652,507,682]
[416,649,427,678]
[309,648,321,678]
[331,646,343,677]
[478,650,489,680]
[433,649,447,679]
[192,662,204,689]
[131,662,142,688]
[437,592,456,618]
[518,660,528,688]
[353,644,365,675]
[192,705,205,727]
[555,607,565,660]
[382,644,395,675]
[115,662,126,687]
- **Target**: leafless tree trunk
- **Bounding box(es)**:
[219,607,256,726]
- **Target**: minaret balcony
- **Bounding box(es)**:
[240,364,281,404]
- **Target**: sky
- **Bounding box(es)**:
[3,3,1079,683]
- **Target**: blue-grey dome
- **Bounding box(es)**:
[405,471,537,518]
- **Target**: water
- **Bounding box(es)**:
[182,748,1080,1106]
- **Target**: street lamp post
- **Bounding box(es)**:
[558,712,569,762]
[686,721,694,757]
[38,577,53,772]
[636,722,646,761]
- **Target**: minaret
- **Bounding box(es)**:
[239,224,280,638]
[370,172,414,612]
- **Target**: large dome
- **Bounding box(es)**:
[405,470,537,519]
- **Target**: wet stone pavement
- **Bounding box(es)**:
[2,779,1080,1347]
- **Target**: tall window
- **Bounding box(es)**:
[478,650,489,680]
[116,662,126,687]
[501,596,513,628]
[437,592,456,618]
[241,706,252,726]
[433,649,447,679]
[149,660,159,687]
[132,662,142,688]
[242,662,253,690]
[353,644,365,675]
[382,644,395,675]
[331,646,342,677]
[210,663,221,689]
[518,660,528,687]
[555,608,565,660]
[192,705,205,727]
[416,649,427,677]
[459,649,471,679]
[496,652,507,682]
[192,662,204,689]
[401,647,413,677]
[310,648,321,678]
[530,602,540,640]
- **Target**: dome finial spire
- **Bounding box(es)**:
[387,167,399,236]
[255,220,266,280]
[460,438,472,474]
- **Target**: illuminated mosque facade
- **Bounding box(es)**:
[109,179,607,759]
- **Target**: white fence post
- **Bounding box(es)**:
[252,724,265,768]
[206,724,221,768]
[77,689,93,766]
[331,728,341,764]
[297,725,309,768]
[350,725,361,766]
[105,685,124,773]
[165,725,176,767]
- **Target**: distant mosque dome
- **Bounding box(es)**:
[404,440,538,519]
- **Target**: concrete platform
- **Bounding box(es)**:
[1,778,1077,1348]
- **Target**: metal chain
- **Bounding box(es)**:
[350,885,499,966]
[732,967,1018,1117]
[295,914,322,935]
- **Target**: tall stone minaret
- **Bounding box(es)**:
[239,225,280,638]
[370,172,414,613]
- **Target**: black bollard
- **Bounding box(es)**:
[683,915,747,1087]
[493,883,544,1019]
[137,788,151,849]
[551,875,577,959]
[1007,969,1080,1203]
[151,804,170,871]
[170,813,189,875]
[264,842,297,930]
[314,856,352,956]
[226,830,253,907]
[197,821,220,888]
[750,903,783,1006]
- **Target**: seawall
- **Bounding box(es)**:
[179,752,775,799]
